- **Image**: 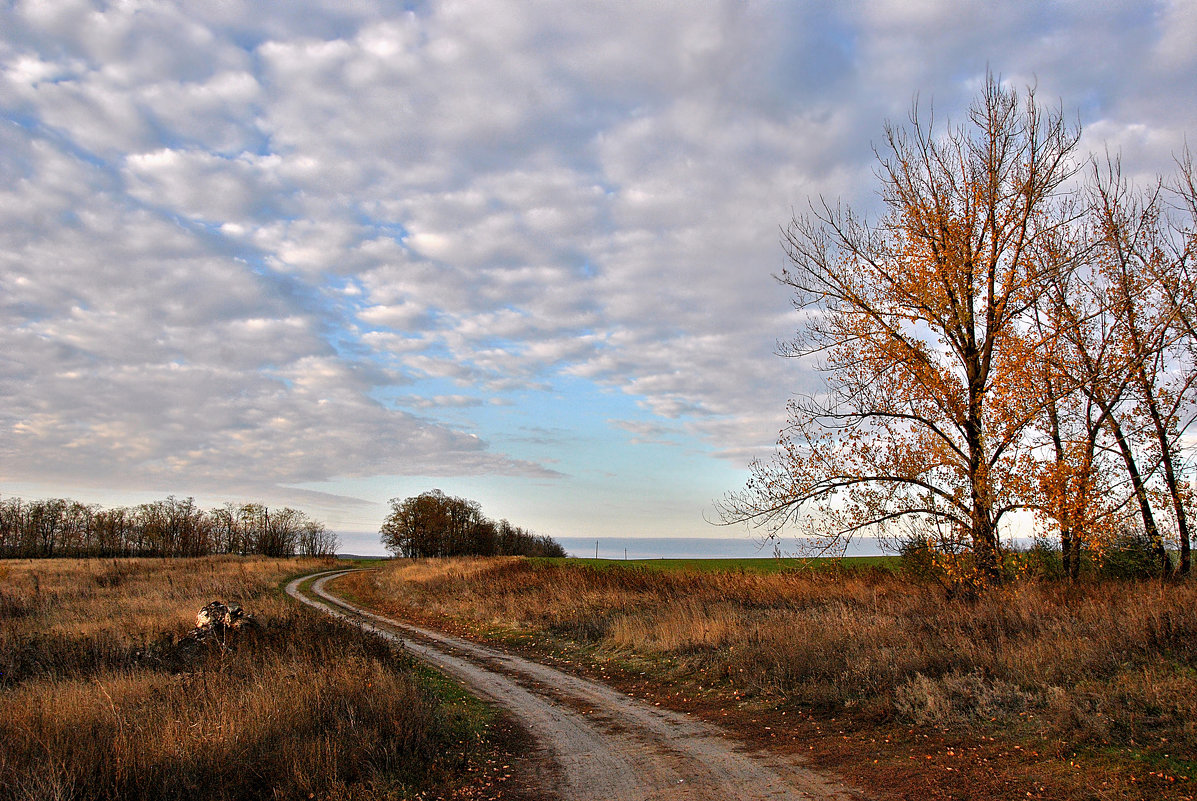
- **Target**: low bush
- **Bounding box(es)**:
[893,671,1032,727]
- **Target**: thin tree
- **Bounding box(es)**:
[1031,230,1146,576]
[1089,157,1197,574]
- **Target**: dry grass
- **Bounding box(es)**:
[0,557,511,801]
[347,558,1197,782]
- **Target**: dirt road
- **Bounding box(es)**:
[287,569,862,801]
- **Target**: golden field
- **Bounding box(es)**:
[0,557,521,801]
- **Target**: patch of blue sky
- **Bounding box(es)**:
[4,111,115,174]
[290,371,748,540]
[366,377,474,413]
[473,378,739,490]
[359,216,412,244]
[370,368,715,483]
[299,446,745,542]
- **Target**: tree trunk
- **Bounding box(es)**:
[1045,390,1076,579]
[1107,413,1172,574]
[966,397,1001,582]
[1136,363,1191,575]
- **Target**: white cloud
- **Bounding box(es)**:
[2,0,1195,525]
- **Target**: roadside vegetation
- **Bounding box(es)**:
[337,556,1197,799]
[0,557,530,801]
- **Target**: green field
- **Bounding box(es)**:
[530,554,899,573]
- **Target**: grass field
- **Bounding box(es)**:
[0,557,526,801]
[337,555,1197,801]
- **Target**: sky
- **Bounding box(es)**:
[2,1,1196,556]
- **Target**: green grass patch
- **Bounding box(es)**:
[277,559,386,598]
[529,555,899,573]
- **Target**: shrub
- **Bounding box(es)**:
[894,671,1032,727]
[1098,529,1161,579]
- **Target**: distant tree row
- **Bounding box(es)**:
[0,495,339,558]
[380,490,566,558]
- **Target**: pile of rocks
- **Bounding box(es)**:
[193,601,260,640]
[133,602,265,671]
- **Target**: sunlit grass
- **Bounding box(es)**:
[344,557,1197,761]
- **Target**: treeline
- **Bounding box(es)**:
[380,490,566,558]
[0,495,338,558]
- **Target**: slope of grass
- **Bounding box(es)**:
[0,557,525,801]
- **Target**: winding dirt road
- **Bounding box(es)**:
[287,569,863,801]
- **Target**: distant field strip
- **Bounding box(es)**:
[287,569,860,801]
[533,556,899,573]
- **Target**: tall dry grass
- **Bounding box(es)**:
[353,558,1197,753]
[0,557,485,801]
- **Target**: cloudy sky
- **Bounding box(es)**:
[2,1,1195,553]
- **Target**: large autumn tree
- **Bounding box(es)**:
[719,76,1082,580]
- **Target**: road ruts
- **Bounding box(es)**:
[286,569,863,801]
